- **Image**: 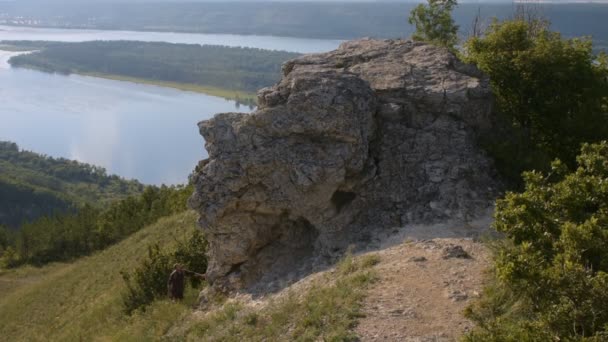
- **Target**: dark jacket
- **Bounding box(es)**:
[167,269,193,299]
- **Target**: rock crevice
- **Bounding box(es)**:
[189,39,499,290]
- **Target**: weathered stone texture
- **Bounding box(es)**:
[189,39,499,289]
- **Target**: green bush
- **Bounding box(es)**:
[464,19,608,186]
[465,142,608,341]
[121,230,208,314]
[173,230,208,288]
[121,244,172,314]
[0,247,19,269]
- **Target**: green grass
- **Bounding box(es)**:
[182,252,380,341]
[0,211,203,342]
[0,211,379,341]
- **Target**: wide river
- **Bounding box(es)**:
[0,28,342,184]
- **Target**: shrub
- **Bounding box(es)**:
[121,230,208,314]
[465,142,608,340]
[121,244,172,314]
[464,19,608,186]
[173,230,208,288]
[0,247,19,269]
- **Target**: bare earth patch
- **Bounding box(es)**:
[179,215,494,341]
[354,238,491,341]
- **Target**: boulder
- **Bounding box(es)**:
[189,39,499,289]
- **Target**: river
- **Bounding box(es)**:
[0,30,341,184]
[0,25,343,53]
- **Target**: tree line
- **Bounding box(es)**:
[0,184,192,268]
[0,141,144,228]
[7,41,300,96]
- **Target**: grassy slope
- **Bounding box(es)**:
[181,254,379,341]
[0,209,380,341]
[0,211,201,341]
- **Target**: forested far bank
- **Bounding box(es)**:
[4,41,301,104]
[1,2,608,45]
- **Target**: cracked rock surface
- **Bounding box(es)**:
[189,39,500,290]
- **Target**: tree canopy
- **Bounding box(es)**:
[464,19,608,185]
[0,141,143,228]
[7,41,300,100]
[408,0,459,49]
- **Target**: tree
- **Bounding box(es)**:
[465,142,608,340]
[408,0,459,49]
[464,18,608,185]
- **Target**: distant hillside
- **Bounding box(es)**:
[0,211,202,341]
[1,2,607,42]
[0,141,143,228]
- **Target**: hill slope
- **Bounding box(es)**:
[0,211,201,341]
[0,210,494,341]
[0,141,143,228]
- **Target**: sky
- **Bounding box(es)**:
[3,0,607,4]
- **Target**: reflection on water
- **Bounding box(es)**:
[0,27,341,184]
[0,67,252,184]
[0,25,343,53]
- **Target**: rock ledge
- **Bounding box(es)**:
[189,39,499,289]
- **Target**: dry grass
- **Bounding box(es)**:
[182,253,380,342]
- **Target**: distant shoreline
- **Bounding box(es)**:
[8,62,258,103]
[0,40,300,104]
[80,73,258,104]
[0,55,258,104]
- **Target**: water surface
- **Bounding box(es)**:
[0,27,341,184]
[0,51,252,184]
[0,25,343,53]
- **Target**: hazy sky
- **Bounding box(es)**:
[4,0,607,4]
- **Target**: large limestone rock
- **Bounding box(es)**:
[189,39,499,290]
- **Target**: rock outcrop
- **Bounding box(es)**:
[189,39,499,290]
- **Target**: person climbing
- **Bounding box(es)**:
[167,263,205,301]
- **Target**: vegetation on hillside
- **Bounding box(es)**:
[0,184,192,268]
[122,229,207,314]
[0,210,380,341]
[463,17,608,186]
[0,141,143,228]
[6,41,300,104]
[182,253,380,341]
[0,211,205,341]
[465,142,608,340]
[1,4,607,341]
[405,4,608,340]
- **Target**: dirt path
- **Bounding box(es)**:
[354,238,491,341]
